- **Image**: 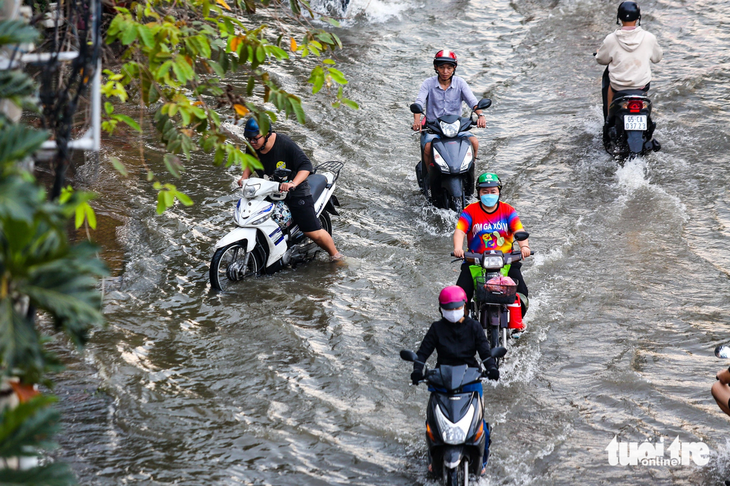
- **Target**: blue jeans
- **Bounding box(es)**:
[429,383,490,466]
[420,131,474,151]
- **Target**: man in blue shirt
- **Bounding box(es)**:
[412,50,487,171]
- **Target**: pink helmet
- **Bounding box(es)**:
[439,286,467,309]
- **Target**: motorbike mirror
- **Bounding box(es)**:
[476,98,492,110]
[410,103,424,114]
[400,349,418,362]
[490,347,507,359]
[715,345,730,359]
[514,231,529,241]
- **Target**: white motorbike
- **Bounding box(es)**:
[209,161,344,291]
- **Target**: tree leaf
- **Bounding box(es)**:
[342,98,359,110]
[246,77,255,96]
[290,37,297,52]
[74,205,84,229]
[207,60,226,77]
[289,0,301,15]
[109,157,129,177]
[233,104,249,116]
[163,189,175,207]
[112,114,142,132]
[290,96,305,123]
[175,191,193,206]
[137,24,155,48]
[327,68,347,85]
[164,154,183,178]
[216,0,232,10]
[156,192,166,214]
[84,203,97,230]
[120,22,138,46]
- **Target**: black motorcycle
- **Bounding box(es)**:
[601,67,660,157]
[411,98,492,212]
[400,346,507,485]
[454,231,531,362]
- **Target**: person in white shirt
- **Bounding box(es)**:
[596,2,663,119]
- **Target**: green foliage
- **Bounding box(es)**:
[153,181,194,213]
[0,15,108,485]
[0,396,75,486]
[102,0,358,211]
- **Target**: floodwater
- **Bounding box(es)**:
[52,0,730,484]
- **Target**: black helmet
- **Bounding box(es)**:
[617,2,641,25]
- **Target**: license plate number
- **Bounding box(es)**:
[624,115,647,131]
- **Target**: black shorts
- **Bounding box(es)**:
[287,195,322,233]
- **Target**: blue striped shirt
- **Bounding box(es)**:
[414,76,479,121]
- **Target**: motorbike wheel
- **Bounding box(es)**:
[443,460,468,486]
[449,195,465,213]
[209,241,265,291]
[319,211,332,235]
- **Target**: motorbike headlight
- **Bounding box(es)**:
[459,146,473,172]
[483,255,504,269]
[245,203,274,225]
[439,120,460,138]
[243,183,260,198]
[435,404,475,445]
[433,148,449,172]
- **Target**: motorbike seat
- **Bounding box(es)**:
[613,89,647,100]
[307,173,328,201]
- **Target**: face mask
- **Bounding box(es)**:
[480,193,499,207]
[442,308,464,323]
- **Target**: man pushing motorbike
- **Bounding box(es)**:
[453,172,531,323]
[237,118,343,261]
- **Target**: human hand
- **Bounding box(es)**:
[486,368,499,381]
[717,367,730,385]
[410,370,424,384]
[453,248,465,259]
[237,176,245,187]
[520,246,531,260]
[279,182,296,192]
[476,116,487,129]
[412,120,422,132]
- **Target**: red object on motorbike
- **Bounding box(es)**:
[627,100,643,113]
[507,295,524,330]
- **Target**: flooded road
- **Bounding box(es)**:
[53,0,730,484]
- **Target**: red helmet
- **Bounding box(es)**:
[433,49,458,68]
[439,285,467,309]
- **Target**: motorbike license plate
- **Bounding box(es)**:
[624,115,647,131]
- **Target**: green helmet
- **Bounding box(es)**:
[476,172,502,191]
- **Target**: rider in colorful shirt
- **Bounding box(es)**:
[453,172,531,314]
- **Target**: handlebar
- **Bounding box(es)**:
[450,249,534,265]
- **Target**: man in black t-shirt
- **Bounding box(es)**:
[237,119,342,261]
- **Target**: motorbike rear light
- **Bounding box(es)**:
[627,100,643,113]
[426,423,436,442]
